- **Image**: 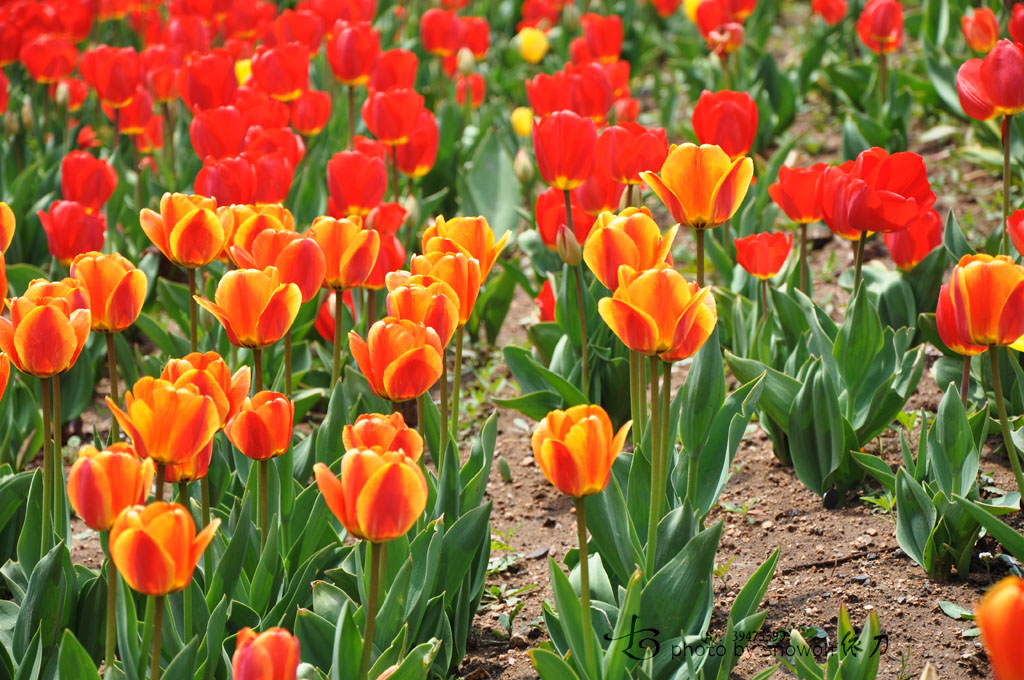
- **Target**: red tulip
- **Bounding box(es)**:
[369,48,418,92]
[534,279,555,322]
[163,14,212,54]
[362,88,424,145]
[244,125,306,169]
[856,0,903,54]
[140,45,183,103]
[647,0,683,18]
[961,7,998,53]
[38,200,106,266]
[1012,3,1024,44]
[575,162,625,216]
[957,40,1024,121]
[526,72,570,118]
[326,150,388,216]
[812,0,848,25]
[195,156,256,206]
[349,318,444,402]
[692,89,758,159]
[290,90,331,136]
[420,8,459,57]
[458,16,490,58]
[1008,209,1024,258]
[176,49,238,111]
[581,14,623,63]
[251,43,309,102]
[327,20,379,86]
[61,152,117,214]
[533,110,598,191]
[232,627,301,680]
[598,123,669,186]
[566,62,613,123]
[455,74,485,109]
[225,391,294,461]
[0,70,8,112]
[20,34,77,84]
[734,232,792,280]
[395,110,439,179]
[190,106,246,160]
[250,153,297,204]
[535,187,594,249]
[80,46,141,108]
[937,283,986,357]
[0,278,91,378]
[768,163,827,224]
[231,229,326,302]
[107,86,153,135]
[234,85,291,128]
[883,208,942,271]
[265,8,324,53]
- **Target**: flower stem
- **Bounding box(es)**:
[106,332,120,441]
[573,264,590,397]
[182,569,192,644]
[347,86,356,150]
[628,350,640,452]
[644,355,661,579]
[41,378,52,552]
[451,327,465,441]
[187,268,198,353]
[990,351,1024,497]
[661,363,675,511]
[358,542,383,680]
[155,464,165,502]
[960,355,971,408]
[390,145,400,203]
[149,596,164,680]
[877,51,888,110]
[1003,114,1014,256]
[799,223,809,293]
[333,290,344,385]
[259,460,269,550]
[253,348,263,393]
[760,279,769,322]
[853,232,867,296]
[696,229,705,287]
[284,333,293,398]
[365,289,377,332]
[201,477,211,576]
[573,497,599,677]
[439,351,449,474]
[52,377,62,543]
[105,552,118,670]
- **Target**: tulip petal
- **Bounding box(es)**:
[111,527,176,596]
[355,461,427,542]
[597,297,660,354]
[382,346,443,402]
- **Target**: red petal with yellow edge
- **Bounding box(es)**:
[276,238,326,302]
[195,297,239,346]
[254,283,301,348]
[104,269,147,332]
[339,229,381,289]
[348,330,381,396]
[381,345,443,401]
[111,527,176,596]
[67,458,115,530]
[226,410,275,460]
[583,227,641,291]
[639,170,688,226]
[355,461,427,542]
[13,305,77,377]
[709,156,754,227]
[661,288,717,362]
[597,297,660,354]
[341,450,389,537]
[537,438,585,497]
[314,463,355,536]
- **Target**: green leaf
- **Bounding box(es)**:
[531,648,582,680]
[14,542,75,659]
[57,630,100,680]
[375,640,441,680]
[205,509,252,610]
[680,328,725,457]
[788,359,846,497]
[895,469,937,570]
[457,131,521,239]
[330,602,361,680]
[937,601,974,621]
[160,637,199,680]
[295,608,336,671]
[723,352,801,430]
[852,453,896,494]
[952,495,1024,561]
[943,209,974,260]
[640,522,722,637]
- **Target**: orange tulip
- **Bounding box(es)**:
[106,377,220,466]
[313,448,428,542]
[734,232,793,280]
[408,252,481,326]
[308,216,380,290]
[232,627,301,680]
[225,391,294,461]
[195,267,301,349]
[70,251,148,333]
[109,501,220,596]
[582,208,677,290]
[224,204,294,263]
[67,443,155,531]
[164,440,213,483]
[598,266,717,362]
[349,318,444,402]
[532,404,630,497]
[0,278,91,378]
[936,284,986,357]
[385,279,460,348]
[140,193,229,268]
[343,412,424,462]
[421,215,509,280]
[0,201,15,252]
[0,354,8,403]
[976,576,1024,680]
[161,351,251,428]
[230,229,326,303]
[950,254,1024,347]
[640,143,753,230]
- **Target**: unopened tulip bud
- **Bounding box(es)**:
[297,663,317,680]
[20,100,33,131]
[456,47,476,77]
[514,148,535,183]
[3,112,19,136]
[401,194,420,230]
[562,3,581,32]
[556,224,582,266]
[54,81,70,109]
[511,106,533,138]
[376,667,398,680]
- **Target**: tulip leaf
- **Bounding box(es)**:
[834,288,884,414]
[439,503,491,606]
[248,522,280,614]
[547,557,600,680]
[723,352,801,430]
[330,601,361,680]
[680,328,725,458]
[205,508,251,611]
[502,346,586,407]
[895,469,937,570]
[531,648,582,680]
[57,630,100,680]
[952,495,1024,561]
[788,359,846,497]
[942,209,975,260]
[640,522,722,637]
[584,474,640,588]
[16,470,43,573]
[295,608,336,671]
[381,639,442,680]
[160,636,199,680]
[196,595,227,680]
[14,542,74,660]
[457,130,520,239]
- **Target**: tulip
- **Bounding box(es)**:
[0,202,14,253]
[369,49,419,92]
[961,7,998,53]
[309,216,381,291]
[232,627,301,680]
[534,279,555,322]
[80,45,141,108]
[60,152,117,213]
[583,208,676,291]
[361,88,424,145]
[175,49,238,111]
[856,0,903,54]
[1013,3,1024,44]
[883,208,942,272]
[161,352,251,430]
[290,90,331,136]
[70,252,146,334]
[110,501,219,680]
[598,123,669,190]
[735,232,792,280]
[195,156,256,206]
[517,27,549,63]
[976,576,1024,680]
[769,162,828,291]
[408,251,481,328]
[395,111,439,179]
[327,20,379,86]
[251,43,309,102]
[190,105,246,159]
[326,151,388,216]
[195,266,301,351]
[692,89,758,160]
[343,412,423,461]
[385,279,460,350]
[581,14,623,63]
[511,106,534,138]
[936,281,985,408]
[140,193,229,269]
[1009,209,1024,258]
[349,317,444,402]
[38,200,106,266]
[0,354,8,403]
[534,110,598,193]
[455,74,485,109]
[20,34,77,83]
[420,8,460,57]
[532,403,629,675]
[811,0,847,25]
[421,215,508,281]
[641,143,753,285]
[106,86,153,136]
[566,62,614,123]
[575,160,626,217]
[267,8,325,53]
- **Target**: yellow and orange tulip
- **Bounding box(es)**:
[195,267,302,349]
[409,252,482,327]
[224,204,294,261]
[106,376,220,466]
[67,443,155,531]
[161,351,251,428]
[532,405,631,497]
[230,229,326,303]
[343,412,423,462]
[0,201,15,252]
[109,501,219,596]
[0,278,91,378]
[640,143,753,230]
[225,391,294,461]
[598,266,717,362]
[349,318,444,402]
[313,448,428,542]
[232,627,301,680]
[385,279,460,348]
[139,193,229,268]
[308,216,380,291]
[976,576,1024,680]
[583,208,677,291]
[949,254,1024,347]
[70,251,148,333]
[421,215,508,281]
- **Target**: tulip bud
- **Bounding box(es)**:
[556,223,582,265]
[21,100,33,131]
[517,27,549,64]
[54,81,70,109]
[514,148,535,184]
[3,112,19,136]
[562,3,581,32]
[511,106,533,139]
[297,664,317,680]
[376,667,398,680]
[401,194,420,230]
[456,47,476,77]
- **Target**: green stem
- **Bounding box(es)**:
[358,542,383,680]
[347,86,356,150]
[52,377,62,543]
[644,355,661,579]
[799,223,809,293]
[41,378,52,551]
[573,264,590,398]
[877,51,888,110]
[439,352,449,474]
[106,333,120,441]
[284,333,292,398]
[105,553,118,670]
[259,460,268,550]
[200,477,211,577]
[155,464,166,502]
[182,564,192,643]
[760,279,769,322]
[187,268,198,353]
[960,355,971,408]
[628,350,640,452]
[1004,115,1014,256]
[990,351,1024,496]
[574,497,599,677]
[853,232,866,296]
[696,229,706,287]
[149,596,164,680]
[253,348,263,393]
[451,327,465,441]
[390,146,400,204]
[661,362,672,503]
[137,594,154,679]
[365,289,377,332]
[333,290,344,385]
